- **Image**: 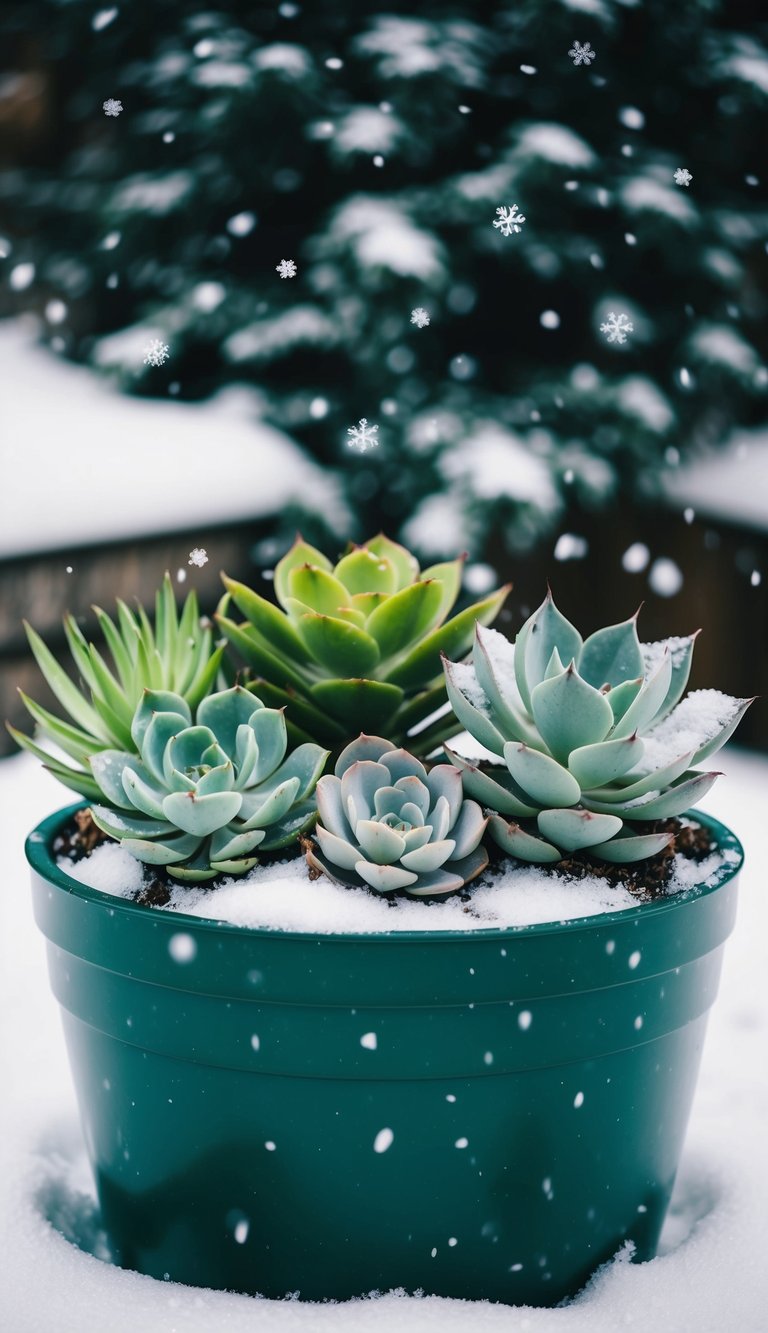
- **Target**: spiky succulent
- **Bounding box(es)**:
[8,574,224,801]
[306,735,488,897]
[217,535,509,756]
[88,686,328,881]
[443,593,752,864]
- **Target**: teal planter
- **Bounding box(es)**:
[27,804,742,1306]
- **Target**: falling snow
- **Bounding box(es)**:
[600,312,634,345]
[188,547,208,568]
[275,259,297,279]
[568,42,595,67]
[674,168,693,187]
[649,557,684,597]
[142,338,170,367]
[346,417,379,454]
[410,307,430,328]
[492,204,526,236]
[102,98,123,116]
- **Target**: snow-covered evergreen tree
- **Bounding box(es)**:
[0,0,765,557]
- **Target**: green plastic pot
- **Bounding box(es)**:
[27,803,742,1306]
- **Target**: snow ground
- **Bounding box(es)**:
[0,320,346,558]
[0,749,766,1332]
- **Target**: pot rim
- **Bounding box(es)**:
[26,801,744,946]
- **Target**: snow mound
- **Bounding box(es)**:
[59,839,731,934]
[0,320,348,558]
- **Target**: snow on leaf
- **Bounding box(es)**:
[332,107,404,157]
[689,324,759,376]
[514,123,596,169]
[328,197,445,279]
[641,690,750,771]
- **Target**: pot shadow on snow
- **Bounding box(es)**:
[33,1119,115,1266]
[32,1121,722,1298]
[656,1152,723,1257]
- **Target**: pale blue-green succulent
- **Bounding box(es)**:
[443,593,752,864]
[8,573,224,800]
[306,735,488,897]
[88,685,328,881]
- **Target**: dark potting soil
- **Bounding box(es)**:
[55,809,717,910]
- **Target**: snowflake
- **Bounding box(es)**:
[103,98,123,117]
[410,307,430,328]
[346,418,379,454]
[188,548,209,568]
[568,42,595,67]
[143,339,170,367]
[492,205,526,236]
[600,312,634,345]
[673,168,693,187]
[275,259,297,279]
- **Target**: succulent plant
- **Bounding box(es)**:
[443,593,752,864]
[306,734,488,897]
[88,685,328,881]
[8,574,225,801]
[217,534,509,756]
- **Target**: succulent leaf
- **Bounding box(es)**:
[578,617,644,690]
[503,742,581,808]
[334,548,399,596]
[273,538,333,607]
[78,686,327,882]
[518,594,583,703]
[537,808,623,852]
[308,735,488,898]
[596,831,675,864]
[221,579,312,664]
[487,815,561,863]
[366,580,444,659]
[443,591,750,864]
[218,537,509,755]
[364,534,420,589]
[530,667,614,763]
[290,609,381,678]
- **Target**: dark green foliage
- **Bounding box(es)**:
[0,1,766,556]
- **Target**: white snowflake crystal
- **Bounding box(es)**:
[188,548,209,568]
[492,204,526,236]
[600,312,634,345]
[674,168,693,187]
[346,417,379,454]
[143,338,170,367]
[275,259,297,279]
[410,307,430,328]
[103,98,123,117]
[568,42,595,67]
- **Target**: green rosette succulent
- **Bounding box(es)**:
[8,574,224,801]
[443,593,752,864]
[217,534,509,755]
[306,734,489,897]
[87,685,328,881]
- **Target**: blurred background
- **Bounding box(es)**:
[1,0,767,752]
